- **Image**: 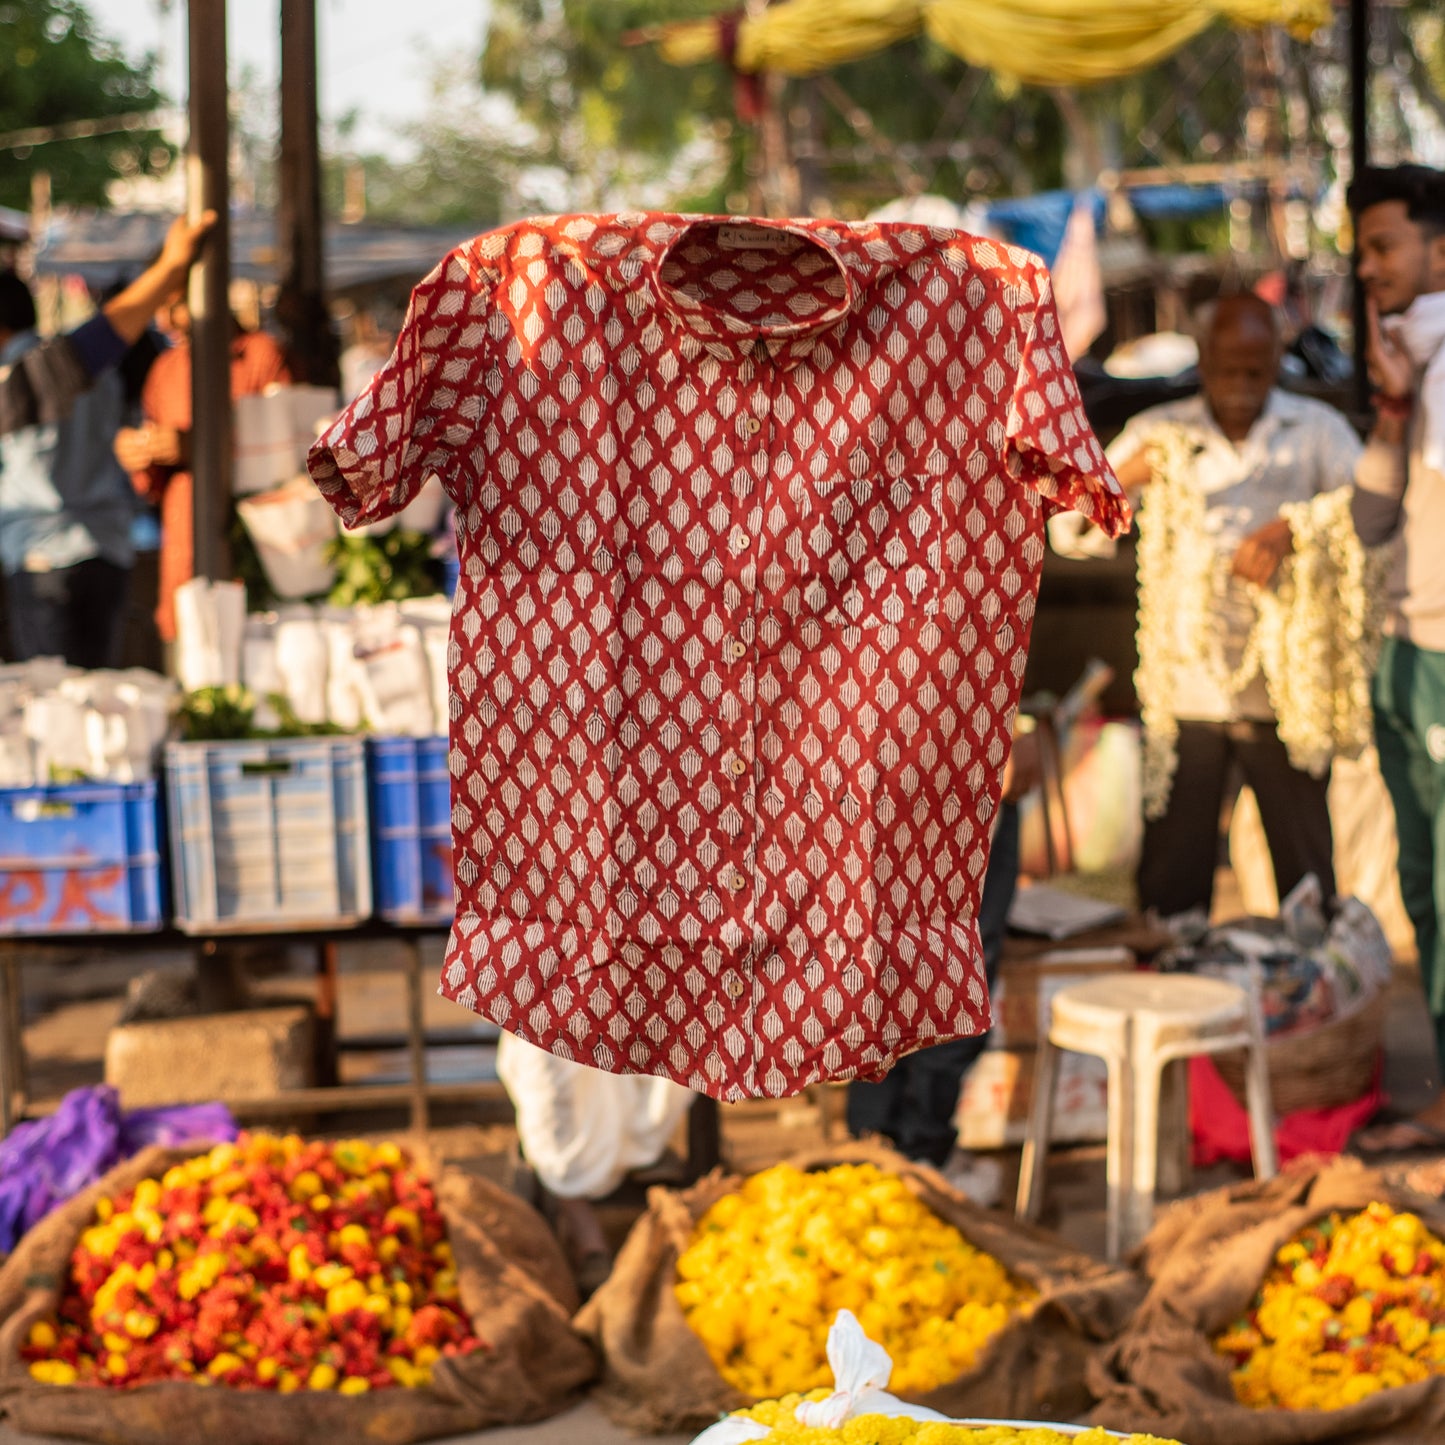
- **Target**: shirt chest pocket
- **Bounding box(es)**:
[799,470,942,627]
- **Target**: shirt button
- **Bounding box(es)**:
[730,530,752,553]
[728,640,748,659]
[724,976,746,1000]
[739,415,761,436]
[729,757,749,777]
[727,871,748,892]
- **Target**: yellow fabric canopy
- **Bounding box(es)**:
[652,0,1329,86]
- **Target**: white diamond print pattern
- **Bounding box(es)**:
[308,212,1130,1103]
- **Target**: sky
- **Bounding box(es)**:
[80,0,493,159]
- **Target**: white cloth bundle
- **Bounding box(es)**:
[494,1032,694,1201]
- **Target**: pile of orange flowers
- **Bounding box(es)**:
[1215,1201,1445,1409]
[21,1132,484,1392]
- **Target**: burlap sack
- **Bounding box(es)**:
[576,1140,1142,1433]
[1089,1155,1445,1445]
[0,1141,596,1445]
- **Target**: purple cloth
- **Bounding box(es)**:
[0,1085,236,1254]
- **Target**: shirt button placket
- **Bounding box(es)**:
[725,390,768,1028]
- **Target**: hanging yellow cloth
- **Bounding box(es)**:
[656,0,925,70]
[924,0,1328,88]
[651,0,1329,84]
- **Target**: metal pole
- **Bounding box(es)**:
[187,0,232,581]
[278,0,338,389]
[1350,0,1370,414]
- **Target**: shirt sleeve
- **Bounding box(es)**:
[0,334,91,437]
[307,248,491,528]
[1310,405,1365,496]
[1352,437,1408,546]
[1005,266,1132,539]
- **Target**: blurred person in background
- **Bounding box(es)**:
[114,288,290,645]
[1057,294,1362,922]
[0,269,136,666]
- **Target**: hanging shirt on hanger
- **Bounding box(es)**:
[309,212,1130,1101]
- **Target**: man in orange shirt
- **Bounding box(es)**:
[114,299,290,642]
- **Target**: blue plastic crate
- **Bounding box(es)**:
[164,738,371,932]
[0,782,164,934]
[367,736,454,924]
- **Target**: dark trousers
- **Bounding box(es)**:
[846,802,1021,1165]
[1372,636,1445,1073]
[1137,718,1335,920]
[6,558,130,669]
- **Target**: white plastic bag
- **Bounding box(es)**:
[273,607,331,726]
[399,595,453,735]
[320,607,366,732]
[241,613,284,731]
[690,1312,948,1444]
[236,476,338,600]
[350,607,436,737]
[174,578,247,693]
[494,1032,694,1201]
[233,384,340,496]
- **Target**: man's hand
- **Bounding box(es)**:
[115,424,183,473]
[1365,296,1414,403]
[101,211,216,346]
[154,212,216,292]
[1112,450,1153,493]
[1231,516,1293,587]
[1001,730,1042,802]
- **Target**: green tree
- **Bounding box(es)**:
[0,0,172,212]
[481,0,737,212]
[323,59,529,229]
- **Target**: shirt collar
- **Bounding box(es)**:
[557,213,917,370]
[1193,387,1297,447]
[647,217,856,369]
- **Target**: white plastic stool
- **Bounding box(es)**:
[1014,972,1277,1260]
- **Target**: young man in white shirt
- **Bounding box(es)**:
[1345,164,1445,1154]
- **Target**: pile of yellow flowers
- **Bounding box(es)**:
[1215,1201,1445,1409]
[675,1163,1036,1398]
[731,1397,1183,1444]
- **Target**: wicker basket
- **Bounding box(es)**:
[1214,986,1388,1116]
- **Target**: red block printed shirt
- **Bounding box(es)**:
[308,213,1130,1101]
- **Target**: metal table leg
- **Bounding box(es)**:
[313,939,340,1087]
[0,946,23,1136]
[405,939,429,1134]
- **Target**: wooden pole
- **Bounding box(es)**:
[187,0,232,581]
[1350,0,1370,413]
[278,0,338,389]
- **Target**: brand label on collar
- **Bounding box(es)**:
[717,223,803,252]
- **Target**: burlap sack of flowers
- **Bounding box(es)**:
[0,1139,596,1445]
[1089,1154,1445,1445]
[576,1140,1142,1434]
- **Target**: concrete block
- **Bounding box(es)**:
[105,1005,314,1108]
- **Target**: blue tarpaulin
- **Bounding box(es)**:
[984,183,1229,266]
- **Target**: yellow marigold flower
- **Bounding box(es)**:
[29,1360,77,1386]
[1216,1203,1445,1410]
[677,1163,1034,1398]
